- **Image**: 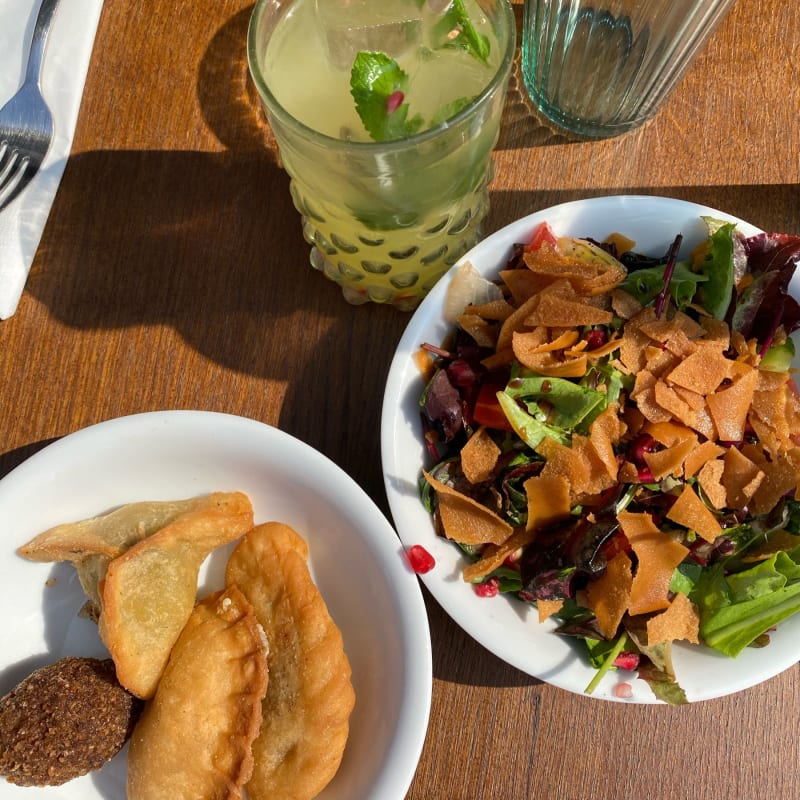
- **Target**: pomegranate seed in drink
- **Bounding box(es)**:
[386,90,404,114]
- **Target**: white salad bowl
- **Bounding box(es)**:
[0,411,431,798]
[381,194,800,703]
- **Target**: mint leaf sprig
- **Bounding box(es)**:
[350,52,425,142]
[349,0,492,142]
[434,0,491,63]
[351,51,474,142]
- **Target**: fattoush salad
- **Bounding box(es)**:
[416,218,800,703]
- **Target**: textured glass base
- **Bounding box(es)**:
[523,84,654,138]
[297,182,491,310]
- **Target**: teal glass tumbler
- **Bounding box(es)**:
[521,0,738,138]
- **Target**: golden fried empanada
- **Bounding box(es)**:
[99,492,254,698]
[17,493,248,616]
[225,522,355,800]
[127,586,268,800]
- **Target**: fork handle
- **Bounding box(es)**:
[23,0,62,88]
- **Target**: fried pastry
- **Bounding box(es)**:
[127,586,268,800]
[225,522,355,800]
[17,493,250,617]
[98,492,254,698]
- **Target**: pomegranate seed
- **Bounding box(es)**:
[628,432,656,463]
[627,432,657,482]
[584,327,608,349]
[474,577,500,597]
[386,90,404,114]
[407,544,435,574]
[637,466,655,483]
[613,651,640,671]
[613,682,634,699]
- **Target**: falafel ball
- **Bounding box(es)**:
[0,656,142,786]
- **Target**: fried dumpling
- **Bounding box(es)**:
[98,492,254,698]
[225,522,355,800]
[127,586,268,800]
[17,493,250,617]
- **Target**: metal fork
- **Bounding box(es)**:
[0,0,61,211]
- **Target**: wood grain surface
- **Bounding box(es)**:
[1,0,798,798]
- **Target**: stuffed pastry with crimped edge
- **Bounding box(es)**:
[225,522,355,800]
[17,493,248,618]
[127,585,268,800]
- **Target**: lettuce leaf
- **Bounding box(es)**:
[729,232,800,344]
[505,375,607,431]
[694,220,736,319]
[691,549,800,657]
[618,260,707,309]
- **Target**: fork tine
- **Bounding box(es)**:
[0,151,34,212]
[0,145,19,187]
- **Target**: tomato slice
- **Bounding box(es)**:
[525,221,558,252]
[472,383,513,431]
[599,531,632,561]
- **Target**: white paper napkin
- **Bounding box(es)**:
[0,0,103,319]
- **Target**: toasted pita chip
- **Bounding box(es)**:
[461,527,535,583]
[585,551,633,639]
[665,484,722,543]
[682,440,725,478]
[99,492,254,698]
[127,586,268,800]
[17,494,242,615]
[536,598,565,623]
[706,365,758,442]
[618,510,689,616]
[697,459,727,510]
[460,427,501,484]
[721,446,765,509]
[643,436,696,481]
[424,470,513,546]
[226,523,355,800]
[666,348,731,395]
[646,592,700,645]
[524,473,571,533]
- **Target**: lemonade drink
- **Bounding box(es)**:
[248,0,516,309]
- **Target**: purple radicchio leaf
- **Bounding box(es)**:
[729,232,800,343]
[654,234,683,319]
[423,368,464,442]
[519,516,620,601]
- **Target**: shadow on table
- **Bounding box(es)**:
[0,439,60,481]
[18,5,798,507]
[424,591,544,688]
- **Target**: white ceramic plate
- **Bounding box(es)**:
[0,411,431,797]
[382,194,800,703]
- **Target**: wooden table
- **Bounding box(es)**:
[2,0,798,797]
